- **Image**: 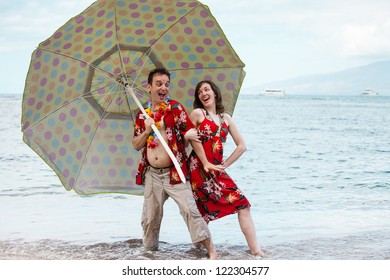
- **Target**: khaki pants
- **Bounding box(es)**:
[141,166,211,250]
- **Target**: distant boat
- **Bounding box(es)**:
[260,89,286,96]
[361,89,379,96]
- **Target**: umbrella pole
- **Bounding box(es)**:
[123,82,186,183]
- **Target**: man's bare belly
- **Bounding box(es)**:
[146,129,171,168]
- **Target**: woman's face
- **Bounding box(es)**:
[197,82,215,109]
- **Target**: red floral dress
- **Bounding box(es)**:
[188,110,250,222]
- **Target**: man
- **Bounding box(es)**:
[132,68,217,259]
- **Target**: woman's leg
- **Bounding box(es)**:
[237,207,266,256]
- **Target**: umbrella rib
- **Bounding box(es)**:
[113,2,126,78]
[128,51,150,88]
[22,83,127,131]
[73,83,145,186]
[72,87,121,187]
[112,1,152,120]
[23,45,138,130]
[143,5,199,54]
[36,47,119,86]
[112,4,202,85]
[130,2,245,73]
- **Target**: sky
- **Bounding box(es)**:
[1,0,390,94]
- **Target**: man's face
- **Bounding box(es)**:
[148,73,170,104]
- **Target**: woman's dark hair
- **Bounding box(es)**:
[148,68,171,85]
[193,80,225,114]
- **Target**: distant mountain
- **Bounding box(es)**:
[244,60,390,95]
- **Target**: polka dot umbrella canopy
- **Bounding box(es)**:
[21,0,245,195]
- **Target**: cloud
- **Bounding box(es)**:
[340,20,390,58]
[293,1,390,59]
[0,1,92,53]
[1,0,390,92]
[194,0,390,84]
[220,1,390,53]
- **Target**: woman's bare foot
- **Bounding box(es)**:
[251,249,268,257]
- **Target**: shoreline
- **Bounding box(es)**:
[1,230,389,260]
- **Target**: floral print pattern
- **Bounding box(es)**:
[134,99,194,185]
[188,111,250,222]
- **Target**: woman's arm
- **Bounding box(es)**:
[188,109,225,173]
[222,113,247,168]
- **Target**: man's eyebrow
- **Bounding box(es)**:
[155,80,169,84]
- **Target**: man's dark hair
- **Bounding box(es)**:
[148,68,171,85]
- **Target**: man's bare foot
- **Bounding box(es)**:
[208,250,218,260]
[201,238,218,260]
[193,242,202,249]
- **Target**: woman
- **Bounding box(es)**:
[187,80,266,256]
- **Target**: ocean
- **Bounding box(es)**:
[0,93,389,260]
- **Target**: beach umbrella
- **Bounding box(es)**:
[21,0,245,195]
